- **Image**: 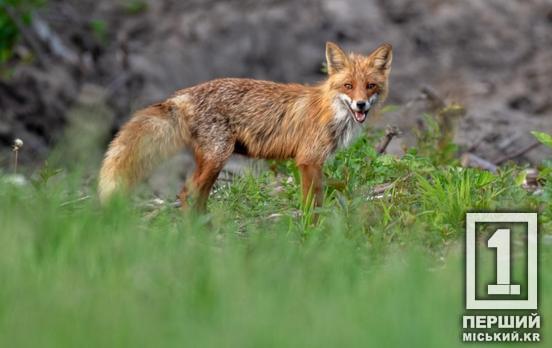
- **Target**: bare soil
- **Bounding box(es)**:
[1,0,551,171]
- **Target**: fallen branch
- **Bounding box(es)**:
[461,153,498,173]
[376,126,402,154]
[494,141,541,165]
[369,173,414,198]
[370,182,395,196]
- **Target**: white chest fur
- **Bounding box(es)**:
[331,97,362,149]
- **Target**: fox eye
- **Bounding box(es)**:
[367,83,376,89]
[344,83,353,90]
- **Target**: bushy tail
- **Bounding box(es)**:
[98,104,189,203]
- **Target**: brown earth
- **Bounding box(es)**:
[1,0,551,174]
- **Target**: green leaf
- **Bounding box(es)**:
[476,171,495,187]
[531,131,552,148]
[514,171,527,186]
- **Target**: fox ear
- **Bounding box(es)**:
[325,42,349,75]
[369,43,393,71]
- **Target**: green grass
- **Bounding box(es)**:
[1,128,551,347]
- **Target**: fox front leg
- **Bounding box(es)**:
[297,163,324,209]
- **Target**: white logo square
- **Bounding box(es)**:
[466,213,538,310]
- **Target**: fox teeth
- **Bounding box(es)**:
[354,111,367,123]
[339,97,369,123]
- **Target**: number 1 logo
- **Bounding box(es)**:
[466,213,538,310]
[487,228,521,295]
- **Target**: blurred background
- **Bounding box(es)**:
[1,0,551,192]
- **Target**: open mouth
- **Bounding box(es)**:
[341,100,368,123]
[353,110,367,123]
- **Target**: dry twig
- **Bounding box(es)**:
[461,153,498,173]
[376,126,402,154]
[494,141,541,165]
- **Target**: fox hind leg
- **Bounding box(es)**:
[192,158,225,211]
[179,139,233,212]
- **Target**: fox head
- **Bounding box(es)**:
[324,42,392,123]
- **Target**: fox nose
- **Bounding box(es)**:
[355,101,367,110]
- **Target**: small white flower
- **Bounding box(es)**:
[14,138,23,148]
[152,198,165,206]
[3,174,28,187]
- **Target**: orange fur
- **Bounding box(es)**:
[98,42,392,210]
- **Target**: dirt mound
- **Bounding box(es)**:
[1,0,551,168]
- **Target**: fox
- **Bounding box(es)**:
[98,41,392,211]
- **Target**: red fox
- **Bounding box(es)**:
[99,42,392,210]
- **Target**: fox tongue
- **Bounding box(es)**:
[354,111,366,123]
